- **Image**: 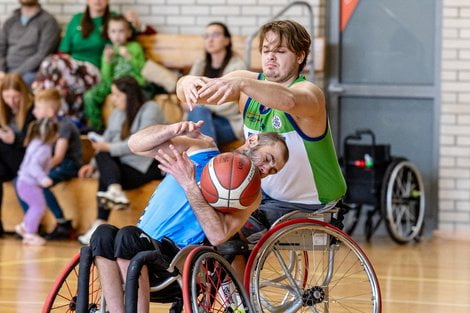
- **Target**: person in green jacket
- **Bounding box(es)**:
[83,15,146,131]
[32,0,113,130]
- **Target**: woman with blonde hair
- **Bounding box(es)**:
[0,73,35,236]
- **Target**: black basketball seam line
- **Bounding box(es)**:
[227,152,234,208]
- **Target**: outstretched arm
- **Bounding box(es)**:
[198,75,325,119]
[155,145,260,246]
[128,120,214,158]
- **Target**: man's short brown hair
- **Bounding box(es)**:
[35,88,62,114]
[257,132,289,164]
[258,19,311,74]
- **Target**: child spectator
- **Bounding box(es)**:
[17,89,82,240]
[15,117,58,245]
[83,15,146,131]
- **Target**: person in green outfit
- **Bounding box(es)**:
[32,0,149,131]
[83,15,146,131]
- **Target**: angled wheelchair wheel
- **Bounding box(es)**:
[42,251,102,313]
[244,219,381,313]
[381,159,425,244]
[182,246,253,313]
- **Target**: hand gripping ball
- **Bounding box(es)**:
[200,152,261,213]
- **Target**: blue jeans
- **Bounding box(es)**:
[186,106,236,144]
[16,159,79,220]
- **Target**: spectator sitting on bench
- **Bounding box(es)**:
[185,22,246,145]
[0,73,35,237]
[0,0,60,86]
[77,76,164,245]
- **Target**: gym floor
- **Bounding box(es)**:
[0,233,469,312]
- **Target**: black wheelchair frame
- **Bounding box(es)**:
[341,129,425,244]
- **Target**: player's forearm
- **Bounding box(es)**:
[182,182,230,246]
[240,79,296,111]
[128,124,176,157]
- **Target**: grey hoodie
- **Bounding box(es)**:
[0,6,60,73]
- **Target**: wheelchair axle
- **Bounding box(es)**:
[302,286,325,306]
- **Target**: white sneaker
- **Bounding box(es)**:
[97,185,130,210]
[15,223,26,238]
[78,220,105,245]
[23,233,46,246]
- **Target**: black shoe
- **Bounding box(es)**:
[45,220,75,240]
[169,299,183,313]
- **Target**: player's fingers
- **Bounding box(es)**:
[197,79,218,97]
[168,144,182,160]
[157,163,171,174]
[197,84,213,97]
[186,129,203,139]
[217,93,229,105]
[206,89,225,103]
[195,120,205,128]
[155,149,173,165]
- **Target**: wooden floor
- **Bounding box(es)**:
[1,233,469,313]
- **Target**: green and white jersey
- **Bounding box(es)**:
[243,74,346,205]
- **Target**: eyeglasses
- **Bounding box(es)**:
[202,32,224,40]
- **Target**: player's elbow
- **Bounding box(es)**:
[206,226,233,246]
[206,234,226,247]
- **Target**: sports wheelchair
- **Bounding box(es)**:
[42,204,381,313]
[341,129,425,244]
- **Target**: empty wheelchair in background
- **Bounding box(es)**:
[42,205,382,313]
[341,129,425,244]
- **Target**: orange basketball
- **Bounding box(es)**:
[200,152,261,213]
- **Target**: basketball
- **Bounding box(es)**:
[200,152,261,213]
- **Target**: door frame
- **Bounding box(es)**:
[325,0,442,231]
